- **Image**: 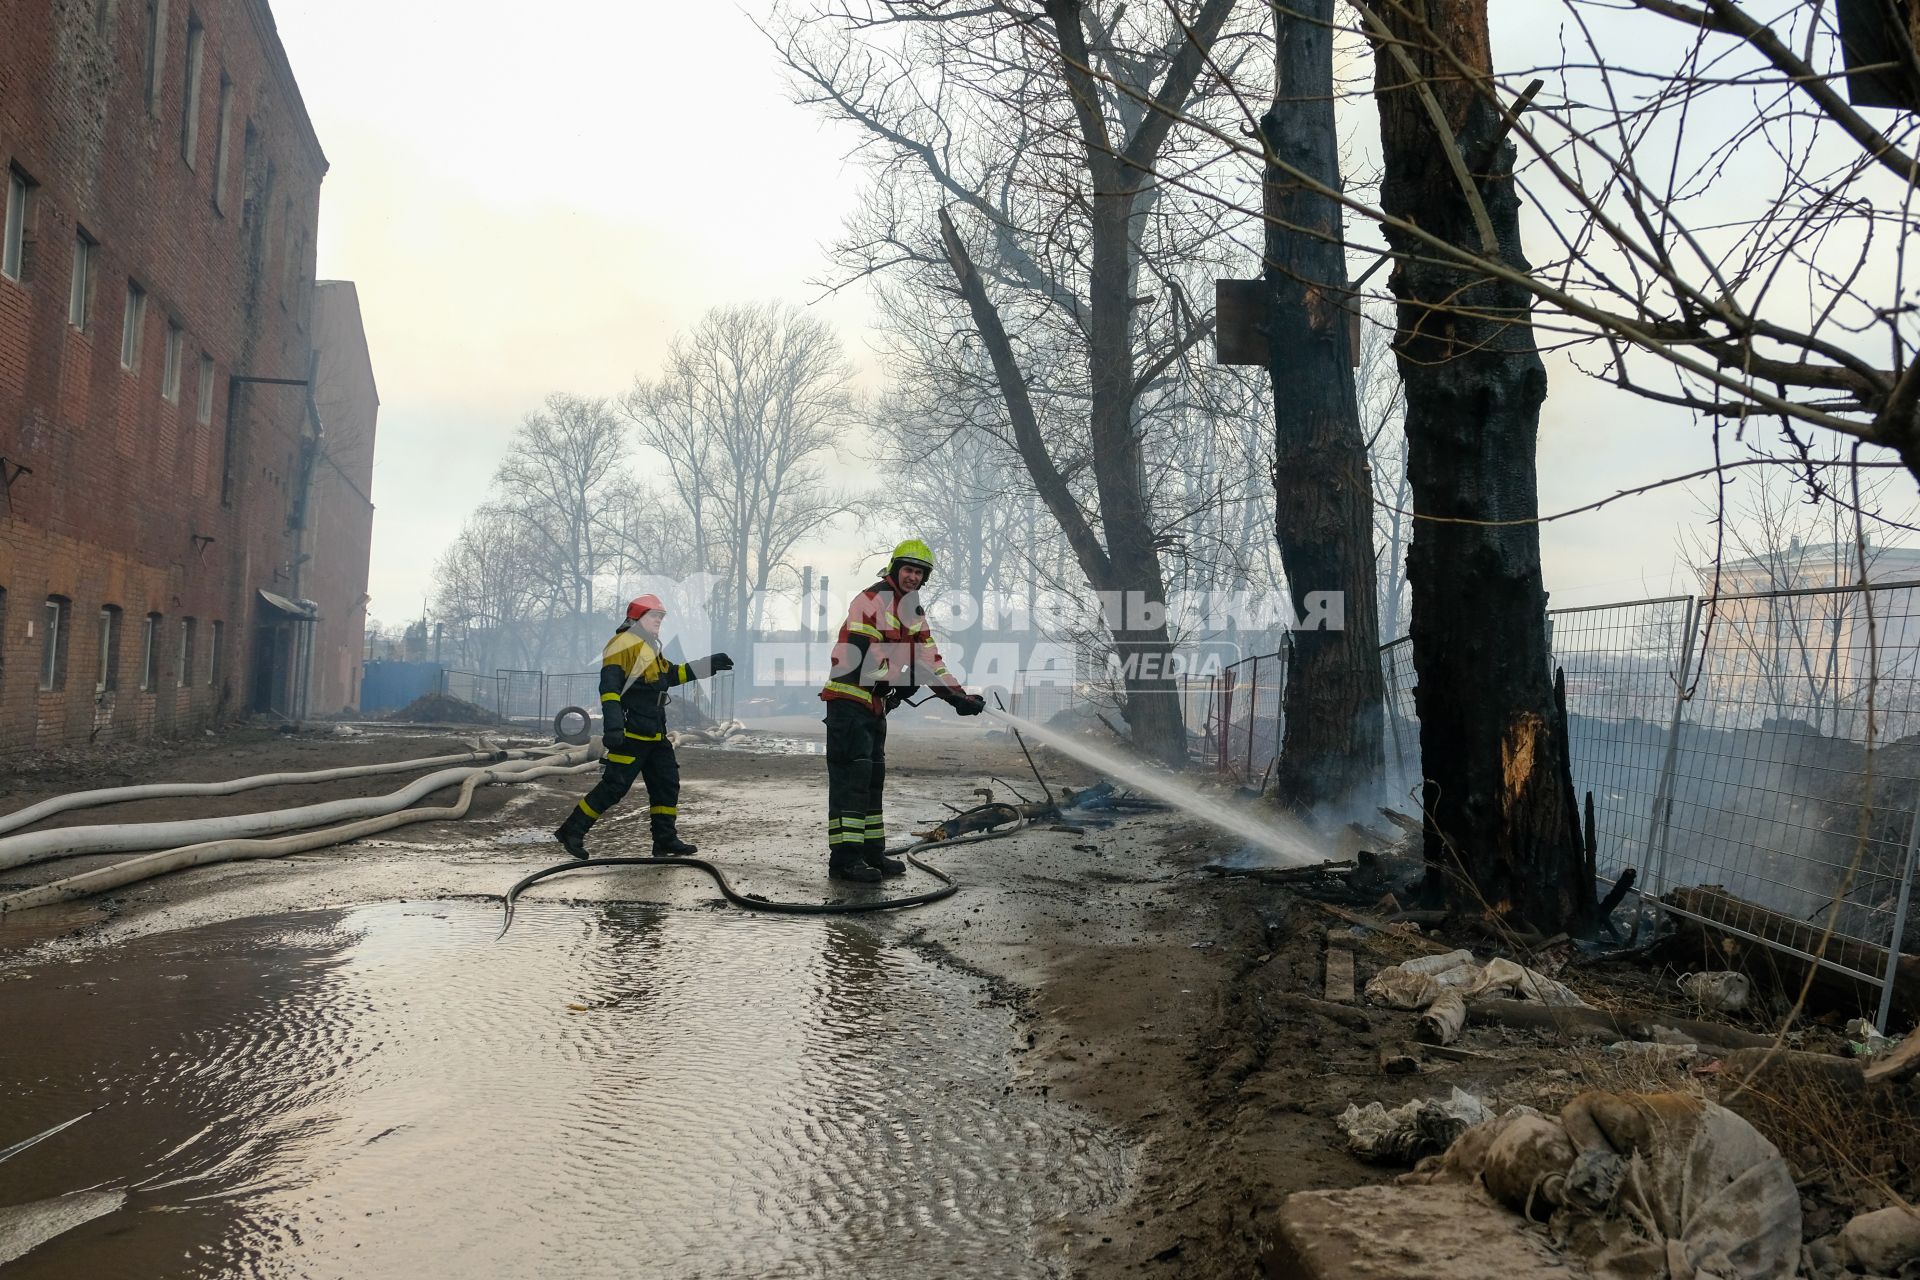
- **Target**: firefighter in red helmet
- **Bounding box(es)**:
[554,594,733,860]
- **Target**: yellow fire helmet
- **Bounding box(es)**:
[889,538,936,579]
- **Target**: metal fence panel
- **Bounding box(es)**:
[1381,637,1417,803]
[440,670,503,718]
[1548,597,1697,884]
[1649,583,1920,981]
[498,669,545,723]
[1382,581,1920,1010]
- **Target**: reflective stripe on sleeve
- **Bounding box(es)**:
[600,691,621,703]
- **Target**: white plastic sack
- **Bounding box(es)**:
[1337,1086,1490,1165]
[1364,954,1590,1010]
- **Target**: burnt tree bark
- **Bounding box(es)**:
[1262,0,1387,814]
[1368,0,1593,933]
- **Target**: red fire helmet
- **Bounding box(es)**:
[625,594,667,622]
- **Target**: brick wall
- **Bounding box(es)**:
[0,0,328,754]
[306,279,375,715]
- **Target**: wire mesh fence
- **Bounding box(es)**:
[1381,636,1418,805]
[1373,581,1920,1023]
[438,670,503,717]
[1549,597,1698,892]
[1212,651,1287,784]
[1648,584,1920,1015]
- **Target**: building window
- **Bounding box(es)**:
[143,0,170,111]
[141,612,161,691]
[240,121,258,228]
[209,619,222,688]
[181,15,204,166]
[196,353,214,424]
[40,597,70,692]
[3,167,32,282]
[162,321,183,401]
[121,281,146,370]
[178,617,196,686]
[212,74,233,214]
[69,228,95,329]
[97,605,121,692]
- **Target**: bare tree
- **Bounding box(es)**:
[775,0,1262,764]
[1366,0,1593,933]
[1359,312,1411,645]
[431,509,544,673]
[491,393,632,668]
[623,302,853,652]
[862,385,1044,659]
[1263,0,1386,811]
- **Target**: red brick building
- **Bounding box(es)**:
[307,279,375,715]
[0,0,341,753]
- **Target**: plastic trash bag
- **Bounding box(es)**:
[1337,1086,1491,1164]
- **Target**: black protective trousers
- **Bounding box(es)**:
[569,738,682,844]
[824,698,887,863]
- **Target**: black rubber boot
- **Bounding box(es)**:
[829,852,883,884]
[651,813,696,857]
[863,843,906,877]
[554,819,590,861]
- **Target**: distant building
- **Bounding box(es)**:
[1698,542,1920,736]
[0,0,369,752]
[306,281,376,714]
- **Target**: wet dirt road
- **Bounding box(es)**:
[1,720,1361,1278]
[0,897,1126,1278]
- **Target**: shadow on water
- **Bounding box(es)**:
[0,901,1127,1278]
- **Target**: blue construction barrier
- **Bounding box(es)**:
[360,661,443,714]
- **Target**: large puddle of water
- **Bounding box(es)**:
[0,902,1127,1278]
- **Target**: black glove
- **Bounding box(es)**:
[885,685,919,711]
[687,653,734,679]
[602,723,624,751]
[709,652,734,672]
[952,692,986,717]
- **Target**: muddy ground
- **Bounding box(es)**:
[0,719,1893,1277]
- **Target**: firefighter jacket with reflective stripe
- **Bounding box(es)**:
[600,628,694,741]
[819,575,967,716]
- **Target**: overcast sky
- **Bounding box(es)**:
[270,0,1913,636]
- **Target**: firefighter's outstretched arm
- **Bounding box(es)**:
[915,629,985,715]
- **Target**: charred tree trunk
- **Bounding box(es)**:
[1369,0,1592,933]
[1263,0,1387,814]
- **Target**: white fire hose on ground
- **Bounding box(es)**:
[0,747,527,838]
[0,746,579,872]
[0,747,598,917]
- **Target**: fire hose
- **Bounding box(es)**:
[0,747,523,838]
[0,746,575,872]
[495,802,1029,937]
[0,751,597,917]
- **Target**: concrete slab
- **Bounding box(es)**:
[1267,1183,1588,1280]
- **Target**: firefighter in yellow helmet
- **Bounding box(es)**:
[819,539,985,882]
